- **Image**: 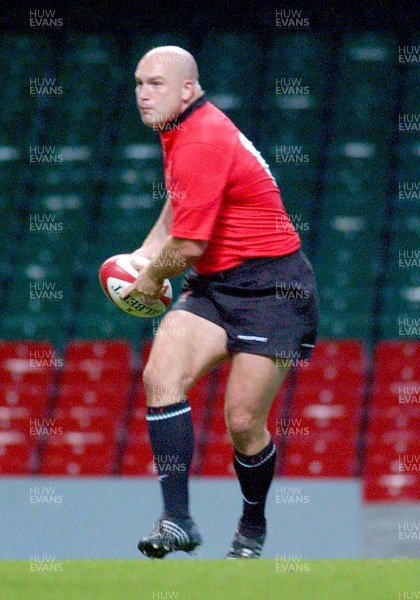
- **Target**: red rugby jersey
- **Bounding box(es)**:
[159,96,301,275]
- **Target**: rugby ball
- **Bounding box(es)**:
[99,254,172,318]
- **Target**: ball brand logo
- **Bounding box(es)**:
[111,283,160,317]
[100,255,172,318]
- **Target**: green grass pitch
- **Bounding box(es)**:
[1,559,418,600]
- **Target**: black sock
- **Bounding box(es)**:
[147,401,194,520]
[233,439,277,535]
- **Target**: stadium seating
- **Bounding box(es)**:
[39,339,134,475]
[0,341,56,474]
[363,341,420,501]
[282,340,366,477]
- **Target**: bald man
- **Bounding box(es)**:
[120,46,319,559]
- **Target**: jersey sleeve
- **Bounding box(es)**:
[168,142,232,241]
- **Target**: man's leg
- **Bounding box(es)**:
[139,309,228,556]
[224,352,289,557]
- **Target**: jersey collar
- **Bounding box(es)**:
[158,93,207,132]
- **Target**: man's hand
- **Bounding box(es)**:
[120,236,207,305]
[120,263,164,306]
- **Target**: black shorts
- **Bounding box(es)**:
[171,249,319,362]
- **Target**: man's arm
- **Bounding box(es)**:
[120,236,207,302]
[132,196,173,259]
[148,236,208,280]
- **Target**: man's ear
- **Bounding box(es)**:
[181,79,195,102]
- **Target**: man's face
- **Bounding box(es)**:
[135,54,186,128]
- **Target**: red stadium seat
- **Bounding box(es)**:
[367,408,420,435]
[120,439,155,476]
[282,339,366,478]
[40,429,118,475]
[125,406,149,439]
[0,341,59,475]
[0,340,57,387]
[60,365,132,389]
[364,474,420,502]
[373,341,420,385]
[0,430,36,475]
[296,362,365,388]
[0,406,33,436]
[0,340,56,363]
[292,383,365,406]
[306,339,365,363]
[63,339,134,366]
[199,440,235,477]
[282,434,357,477]
[364,433,420,475]
[0,385,50,415]
[120,396,155,476]
[374,340,420,363]
[362,341,420,501]
[370,383,420,409]
[295,340,366,388]
[287,401,362,436]
[57,385,130,413]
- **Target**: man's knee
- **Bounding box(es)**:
[226,408,264,447]
[142,361,189,407]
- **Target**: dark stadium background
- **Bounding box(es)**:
[0,0,419,557]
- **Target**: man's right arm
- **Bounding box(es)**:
[131,196,172,260]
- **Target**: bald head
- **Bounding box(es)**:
[134,46,203,128]
[142,46,199,81]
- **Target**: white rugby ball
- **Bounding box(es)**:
[99,254,172,318]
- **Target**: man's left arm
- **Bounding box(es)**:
[120,236,207,303]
